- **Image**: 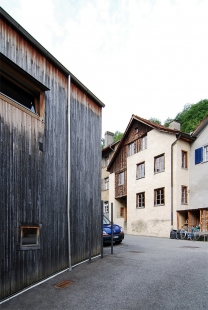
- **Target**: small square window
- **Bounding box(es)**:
[20,226,40,249]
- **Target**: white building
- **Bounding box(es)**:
[107,115,208,237]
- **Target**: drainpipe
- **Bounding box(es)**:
[67,75,72,271]
[171,133,181,229]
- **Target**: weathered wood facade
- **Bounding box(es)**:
[0,8,104,300]
[108,119,151,198]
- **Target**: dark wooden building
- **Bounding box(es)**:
[0,7,104,300]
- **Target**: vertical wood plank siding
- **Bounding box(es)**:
[0,17,102,299]
[70,83,102,265]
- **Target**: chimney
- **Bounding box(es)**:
[105,131,114,147]
[169,120,181,131]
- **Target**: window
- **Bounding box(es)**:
[154,188,165,206]
[138,134,147,151]
[141,135,147,150]
[204,145,208,162]
[20,226,40,249]
[137,162,145,179]
[129,142,135,156]
[195,145,208,164]
[181,186,188,204]
[118,172,124,185]
[104,156,109,167]
[195,147,203,164]
[104,177,109,190]
[103,201,109,213]
[136,192,145,208]
[135,128,138,134]
[154,154,165,173]
[0,53,48,119]
[181,151,188,168]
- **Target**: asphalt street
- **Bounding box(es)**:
[1,235,208,310]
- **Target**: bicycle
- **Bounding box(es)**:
[180,227,201,241]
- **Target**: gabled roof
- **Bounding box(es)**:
[107,114,194,171]
[102,139,121,155]
[192,115,208,137]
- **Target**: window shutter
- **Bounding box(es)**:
[195,147,203,164]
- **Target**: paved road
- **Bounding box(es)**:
[1,235,208,310]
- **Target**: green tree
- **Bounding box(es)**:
[114,131,123,142]
[175,100,208,133]
[149,117,161,125]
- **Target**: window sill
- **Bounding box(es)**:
[154,170,165,174]
[136,206,145,209]
[154,204,165,207]
[136,176,145,180]
[0,93,45,122]
[19,245,41,250]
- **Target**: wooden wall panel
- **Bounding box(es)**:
[70,83,102,265]
[0,15,102,300]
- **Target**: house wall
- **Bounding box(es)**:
[0,14,102,300]
[189,124,208,210]
[127,130,176,237]
[70,82,102,265]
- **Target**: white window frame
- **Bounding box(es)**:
[104,156,109,167]
[104,177,109,190]
[154,154,165,173]
[181,186,188,204]
[181,150,188,169]
[154,188,165,206]
[129,142,134,156]
[103,201,109,214]
[137,192,145,208]
[204,145,208,162]
[137,162,145,179]
[118,172,124,185]
[141,135,147,150]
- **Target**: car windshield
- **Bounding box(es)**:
[103,215,111,225]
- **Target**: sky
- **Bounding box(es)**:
[1,0,208,137]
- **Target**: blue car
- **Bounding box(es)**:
[103,215,124,244]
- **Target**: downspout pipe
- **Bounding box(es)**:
[171,133,181,229]
[67,75,72,271]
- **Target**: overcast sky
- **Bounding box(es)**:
[1,0,208,136]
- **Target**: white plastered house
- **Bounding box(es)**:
[107,115,208,237]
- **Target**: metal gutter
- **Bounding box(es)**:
[171,134,181,228]
[0,7,105,108]
[67,75,72,272]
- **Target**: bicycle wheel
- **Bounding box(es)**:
[180,229,186,240]
[193,231,200,241]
